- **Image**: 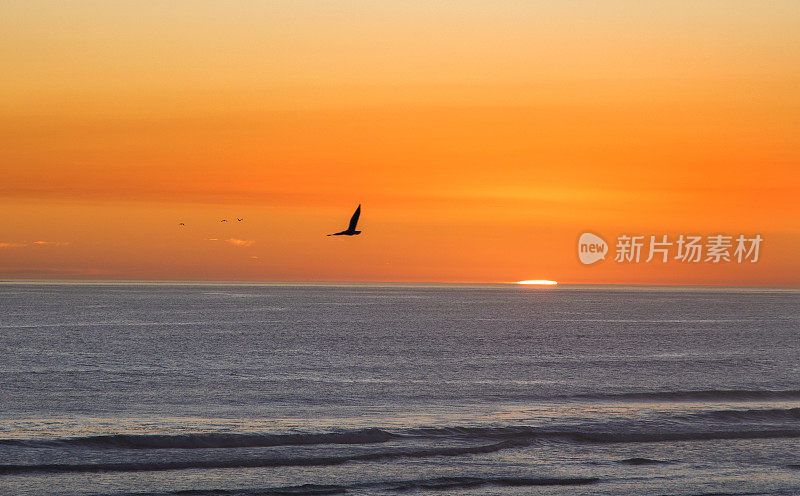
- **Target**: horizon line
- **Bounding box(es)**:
[0,278,797,290]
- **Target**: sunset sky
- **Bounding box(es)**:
[1,1,798,285]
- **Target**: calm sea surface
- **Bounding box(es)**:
[0,283,799,495]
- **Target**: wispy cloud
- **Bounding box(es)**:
[1,241,70,248]
[0,267,110,276]
[33,241,70,247]
[206,237,219,241]
[226,238,254,247]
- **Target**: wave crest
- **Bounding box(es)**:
[0,428,395,450]
[682,407,800,422]
[573,389,800,401]
[0,440,525,474]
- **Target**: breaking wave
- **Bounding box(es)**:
[4,424,800,475]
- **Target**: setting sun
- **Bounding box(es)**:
[516,280,559,286]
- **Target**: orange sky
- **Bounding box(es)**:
[1,1,798,285]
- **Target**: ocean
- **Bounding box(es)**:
[0,283,798,496]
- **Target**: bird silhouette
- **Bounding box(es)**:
[327,204,362,236]
[236,218,243,222]
[178,223,185,227]
[220,219,228,222]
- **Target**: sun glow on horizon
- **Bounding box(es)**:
[516,280,558,286]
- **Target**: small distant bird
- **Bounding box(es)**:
[178,223,185,227]
[236,218,243,222]
[327,204,362,236]
[221,219,228,222]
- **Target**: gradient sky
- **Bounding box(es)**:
[1,1,798,284]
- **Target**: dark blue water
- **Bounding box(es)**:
[1,283,799,495]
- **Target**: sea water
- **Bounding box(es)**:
[1,283,798,495]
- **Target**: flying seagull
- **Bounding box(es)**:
[236,218,243,222]
[327,204,362,236]
[178,223,185,227]
[220,219,228,222]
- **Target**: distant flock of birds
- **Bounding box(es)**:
[178,217,243,227]
[177,204,362,237]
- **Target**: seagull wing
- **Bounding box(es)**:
[347,204,361,231]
